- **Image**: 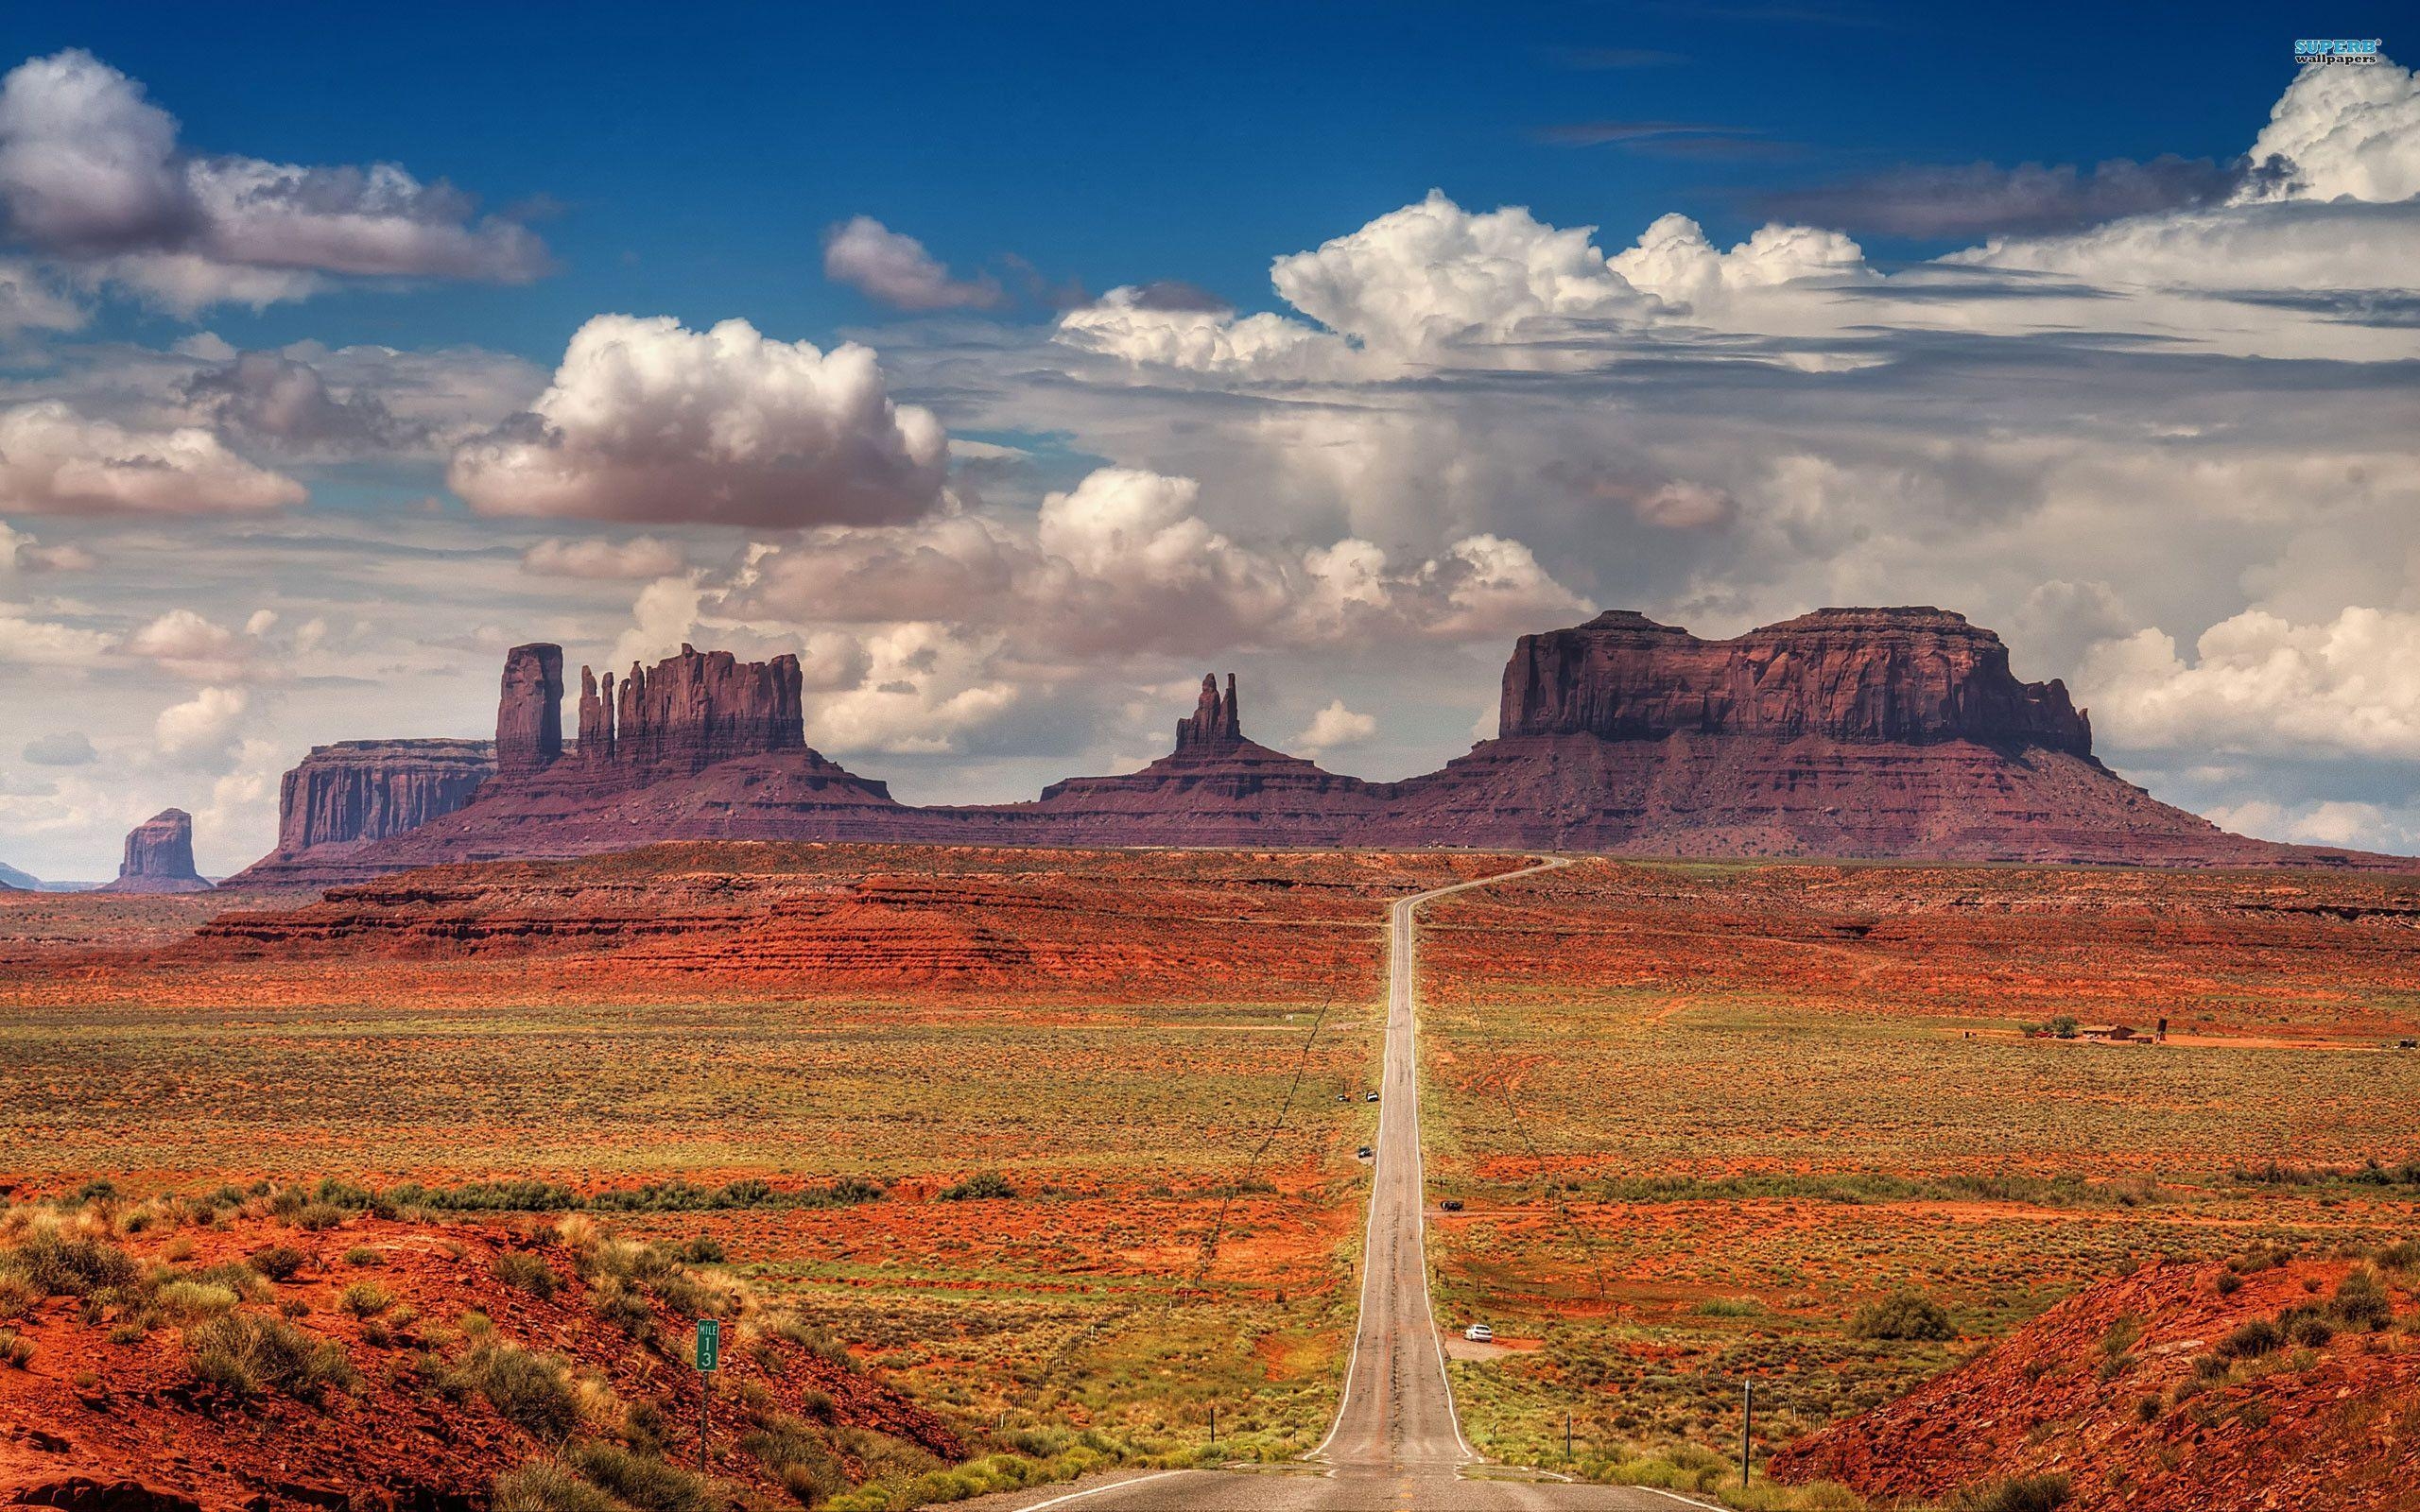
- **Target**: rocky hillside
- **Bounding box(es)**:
[0,1187,961,1509]
[1772,1249,2420,1510]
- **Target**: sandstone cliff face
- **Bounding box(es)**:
[273,740,497,852]
[95,808,213,893]
[1500,608,2093,753]
[576,644,805,782]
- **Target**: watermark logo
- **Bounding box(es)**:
[2296,38,2381,65]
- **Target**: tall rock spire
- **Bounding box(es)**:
[1174,673,1245,752]
[495,644,564,777]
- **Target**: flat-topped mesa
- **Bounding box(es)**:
[1173,673,1243,753]
[495,644,565,777]
[95,807,212,893]
[276,739,497,852]
[577,644,806,781]
[1499,607,2095,755]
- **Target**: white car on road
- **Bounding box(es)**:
[1463,1323,1493,1343]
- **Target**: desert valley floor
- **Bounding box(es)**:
[4,846,2419,1510]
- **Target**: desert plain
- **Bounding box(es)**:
[3,845,2418,1510]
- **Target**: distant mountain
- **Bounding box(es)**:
[227,609,2411,887]
[0,860,41,890]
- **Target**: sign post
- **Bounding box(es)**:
[696,1318,720,1473]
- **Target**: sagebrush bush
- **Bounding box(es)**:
[450,1340,579,1441]
[566,1441,712,1512]
[5,1228,137,1297]
[493,1250,560,1299]
[248,1245,307,1281]
[493,1462,620,1512]
[156,1280,241,1321]
[0,1328,34,1368]
[337,1280,394,1317]
[1953,1473,2071,1512]
[2217,1317,2282,1360]
[1848,1289,1955,1342]
[187,1311,356,1400]
[2330,1267,2394,1331]
[938,1172,1016,1202]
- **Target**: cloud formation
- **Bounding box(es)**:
[448,315,950,527]
[0,49,547,312]
[821,216,1004,311]
[2078,607,2420,763]
[0,402,303,515]
[1293,698,1377,752]
[519,536,686,580]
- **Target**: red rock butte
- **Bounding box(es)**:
[95,808,214,894]
[226,608,2406,887]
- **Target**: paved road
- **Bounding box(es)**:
[965,858,1705,1510]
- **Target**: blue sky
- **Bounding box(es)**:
[26,0,2408,356]
[0,4,2416,878]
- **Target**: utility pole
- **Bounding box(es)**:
[1740,1380,1754,1488]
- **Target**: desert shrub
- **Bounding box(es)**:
[678,1236,726,1264]
[746,1413,850,1503]
[337,1280,394,1317]
[566,1441,711,1512]
[451,1341,579,1441]
[0,1273,37,1320]
[2282,1307,2334,1348]
[493,1462,621,1512]
[5,1228,137,1297]
[248,1245,307,1281]
[156,1280,241,1321]
[2330,1267,2394,1331]
[2216,1317,2283,1361]
[2213,1270,2243,1297]
[591,1280,656,1338]
[343,1246,384,1267]
[187,1312,356,1400]
[0,1328,34,1368]
[2048,1015,2079,1040]
[1848,1290,1955,1342]
[493,1251,560,1299]
[1953,1473,2071,1512]
[938,1172,1017,1202]
[1697,1297,1763,1318]
[291,1203,346,1232]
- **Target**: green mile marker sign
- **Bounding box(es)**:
[696,1317,720,1372]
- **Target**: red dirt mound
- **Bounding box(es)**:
[1772,1254,2420,1510]
[0,1202,960,1510]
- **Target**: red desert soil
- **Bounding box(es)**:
[0,1203,959,1510]
[1772,1254,2420,1510]
[0,843,1527,1009]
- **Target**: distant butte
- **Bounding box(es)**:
[95,808,215,894]
[223,609,2409,888]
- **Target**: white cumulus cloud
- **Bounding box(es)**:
[821,215,1003,311]
[448,315,949,527]
[1293,698,1377,752]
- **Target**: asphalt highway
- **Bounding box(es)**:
[965,858,1711,1509]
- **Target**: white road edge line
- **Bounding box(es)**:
[1012,1469,1193,1511]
